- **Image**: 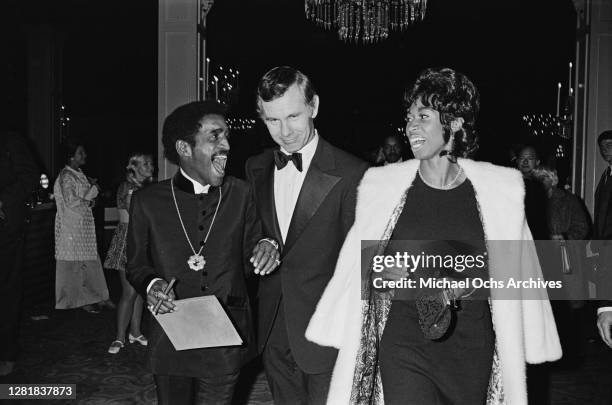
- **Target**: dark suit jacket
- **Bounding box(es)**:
[245,137,368,374]
[594,168,612,304]
[524,176,549,240]
[594,168,612,240]
[127,172,261,377]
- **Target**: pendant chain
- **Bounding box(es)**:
[418,166,464,190]
[171,178,222,257]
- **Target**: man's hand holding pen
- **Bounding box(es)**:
[148,278,177,315]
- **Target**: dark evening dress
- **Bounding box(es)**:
[379,174,495,405]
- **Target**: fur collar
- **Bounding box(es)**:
[354,158,525,241]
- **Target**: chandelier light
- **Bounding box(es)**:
[305,0,428,44]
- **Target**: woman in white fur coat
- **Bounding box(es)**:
[306,68,561,404]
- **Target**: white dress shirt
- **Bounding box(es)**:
[274,132,319,242]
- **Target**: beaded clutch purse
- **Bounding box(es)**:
[415,289,455,340]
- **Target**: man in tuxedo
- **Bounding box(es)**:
[595,130,612,349]
[0,131,38,376]
[246,66,368,404]
[127,101,279,404]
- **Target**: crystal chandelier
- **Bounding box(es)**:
[305,0,427,44]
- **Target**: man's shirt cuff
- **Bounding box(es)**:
[146,278,163,294]
[597,307,612,315]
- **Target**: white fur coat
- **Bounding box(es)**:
[306,158,562,405]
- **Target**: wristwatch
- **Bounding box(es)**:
[259,238,279,251]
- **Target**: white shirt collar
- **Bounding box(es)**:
[180,168,210,194]
[279,130,319,171]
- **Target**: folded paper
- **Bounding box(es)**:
[154,296,242,350]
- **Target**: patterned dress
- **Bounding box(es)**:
[54,166,109,309]
[104,180,140,271]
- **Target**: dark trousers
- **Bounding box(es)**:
[154,371,239,405]
[0,227,25,361]
[262,305,332,405]
[380,301,494,405]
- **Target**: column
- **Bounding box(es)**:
[158,0,215,179]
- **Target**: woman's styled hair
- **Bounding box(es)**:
[532,165,559,188]
[404,67,480,159]
[125,153,153,183]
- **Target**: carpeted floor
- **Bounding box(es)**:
[2,269,612,404]
[1,269,273,405]
[2,306,272,405]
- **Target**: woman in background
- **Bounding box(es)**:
[54,141,111,313]
[532,165,590,243]
[533,165,591,364]
[105,154,154,354]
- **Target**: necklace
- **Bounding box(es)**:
[171,178,222,271]
[418,166,464,190]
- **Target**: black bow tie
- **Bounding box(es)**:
[274,150,303,172]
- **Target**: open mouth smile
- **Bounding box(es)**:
[409,137,426,151]
[211,154,227,176]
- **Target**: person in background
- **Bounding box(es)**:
[0,131,39,376]
[516,144,540,177]
[54,140,113,313]
[532,165,590,250]
[533,165,591,364]
[381,134,405,165]
[594,130,612,349]
[516,144,550,240]
[105,153,154,354]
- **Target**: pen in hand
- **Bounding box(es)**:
[153,277,177,315]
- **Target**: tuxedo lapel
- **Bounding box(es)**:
[595,171,604,232]
[284,139,340,253]
[252,155,284,251]
[595,168,612,238]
